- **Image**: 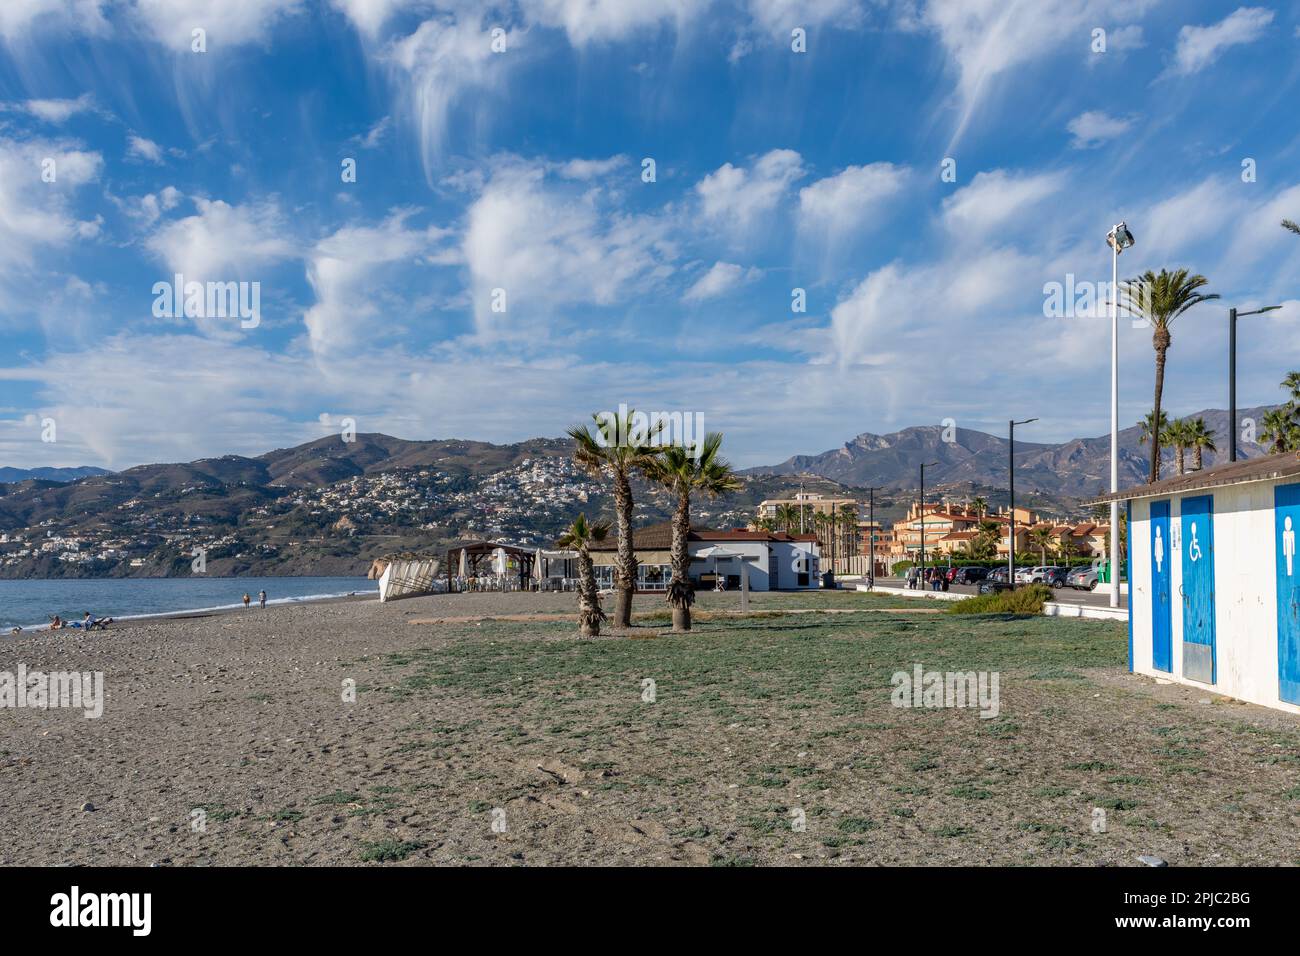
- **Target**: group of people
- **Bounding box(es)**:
[48,612,113,631]
[906,566,949,592]
[242,590,267,609]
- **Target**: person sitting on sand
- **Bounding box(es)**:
[83,611,93,628]
[242,593,251,609]
[49,614,64,630]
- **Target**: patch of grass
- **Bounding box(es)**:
[311,790,362,805]
[195,804,240,823]
[267,808,303,822]
[1092,796,1140,811]
[948,783,993,800]
[837,816,877,833]
[934,824,970,838]
[1065,760,1115,772]
[359,839,424,863]
[1034,786,1072,798]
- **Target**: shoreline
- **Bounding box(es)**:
[4,585,379,636]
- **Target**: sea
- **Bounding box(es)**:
[0,576,377,632]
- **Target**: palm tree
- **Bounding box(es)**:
[1123,269,1220,482]
[971,496,987,518]
[752,515,776,532]
[1164,418,1192,476]
[775,503,798,533]
[643,433,741,632]
[556,514,609,638]
[1283,219,1300,235]
[1260,408,1299,454]
[1028,525,1054,566]
[1138,409,1170,478]
[1186,417,1216,471]
[839,503,858,567]
[568,411,663,629]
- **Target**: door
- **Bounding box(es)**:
[1276,483,1300,704]
[1150,500,1172,672]
[1180,495,1216,684]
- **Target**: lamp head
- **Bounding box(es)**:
[1106,222,1135,253]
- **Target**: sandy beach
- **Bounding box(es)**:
[3,589,1299,867]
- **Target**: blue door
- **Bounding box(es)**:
[1180,495,1216,684]
[1276,484,1300,704]
[1150,500,1172,672]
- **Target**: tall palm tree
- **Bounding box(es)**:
[1260,408,1299,454]
[1165,418,1192,476]
[1123,269,1220,482]
[1283,219,1300,235]
[1138,409,1171,479]
[1186,417,1216,471]
[568,411,663,629]
[643,433,741,632]
[839,503,858,567]
[556,514,609,638]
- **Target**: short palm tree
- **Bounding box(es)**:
[1260,408,1299,454]
[1028,525,1053,566]
[556,514,610,638]
[568,411,663,629]
[775,503,798,533]
[1123,269,1220,482]
[643,433,741,632]
[971,496,987,517]
[1186,417,1216,471]
[1165,418,1192,476]
[1137,409,1171,478]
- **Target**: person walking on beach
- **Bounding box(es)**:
[258,589,267,609]
[242,593,251,609]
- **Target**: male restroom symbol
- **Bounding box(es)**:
[1285,515,1295,577]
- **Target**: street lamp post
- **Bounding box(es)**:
[1228,304,1282,461]
[1008,418,1038,590]
[919,462,938,589]
[864,485,881,589]
[1105,221,1135,608]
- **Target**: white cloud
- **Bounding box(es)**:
[916,0,1155,146]
[0,137,102,309]
[1168,6,1274,77]
[1067,110,1134,149]
[129,0,304,49]
[15,93,97,123]
[329,0,414,38]
[798,162,908,236]
[146,198,296,288]
[0,0,108,39]
[519,0,711,45]
[555,155,627,180]
[941,169,1065,238]
[683,261,761,301]
[462,161,677,338]
[744,0,864,34]
[126,134,166,164]
[304,211,452,352]
[696,148,805,231]
[388,14,518,180]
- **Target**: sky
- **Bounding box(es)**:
[0,0,1298,471]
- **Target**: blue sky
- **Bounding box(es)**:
[0,0,1298,470]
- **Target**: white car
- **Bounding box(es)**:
[1015,566,1046,583]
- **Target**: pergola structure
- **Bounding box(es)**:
[444,540,536,592]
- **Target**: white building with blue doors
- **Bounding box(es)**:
[1097,453,1300,714]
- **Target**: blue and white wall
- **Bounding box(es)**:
[1129,478,1300,715]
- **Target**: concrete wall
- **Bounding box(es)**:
[1129,478,1298,715]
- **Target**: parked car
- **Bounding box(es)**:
[978,567,1014,593]
[1040,567,1070,588]
[1025,566,1066,585]
[952,566,989,585]
[1066,565,1099,591]
[1016,565,1051,583]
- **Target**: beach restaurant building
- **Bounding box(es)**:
[1096,453,1300,714]
[587,521,821,591]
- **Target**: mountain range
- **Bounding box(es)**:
[743,406,1271,496]
[0,466,111,484]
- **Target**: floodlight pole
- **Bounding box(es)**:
[1228,304,1282,461]
[1008,418,1037,590]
